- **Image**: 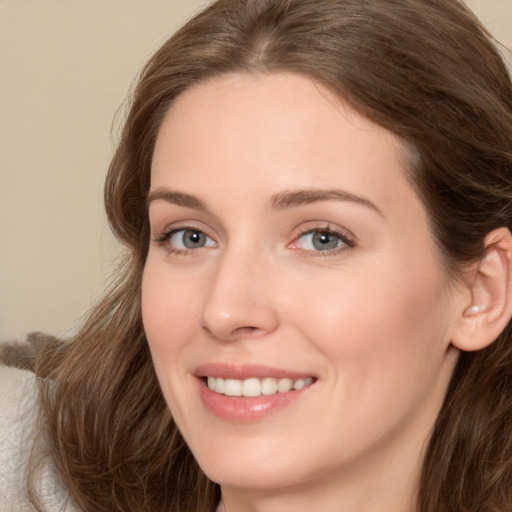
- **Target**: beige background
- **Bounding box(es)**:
[1,1,511,340]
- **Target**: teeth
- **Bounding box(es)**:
[261,377,278,395]
[224,379,242,396]
[242,378,261,397]
[206,376,313,397]
[293,378,308,390]
[215,377,225,394]
[277,378,293,393]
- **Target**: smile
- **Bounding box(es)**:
[206,376,315,397]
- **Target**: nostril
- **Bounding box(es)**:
[232,326,263,337]
[200,323,215,338]
[201,322,265,341]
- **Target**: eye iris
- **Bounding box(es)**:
[312,231,339,250]
[183,230,205,248]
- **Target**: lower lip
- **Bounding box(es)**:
[197,379,313,422]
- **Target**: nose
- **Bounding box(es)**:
[199,249,280,341]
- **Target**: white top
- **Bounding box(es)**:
[0,365,76,511]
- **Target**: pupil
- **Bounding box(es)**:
[184,230,204,248]
[312,231,338,250]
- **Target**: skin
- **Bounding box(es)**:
[142,72,466,512]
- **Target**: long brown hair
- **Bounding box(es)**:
[32,1,512,510]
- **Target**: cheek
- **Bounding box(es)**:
[284,259,453,395]
[141,260,201,361]
[141,260,206,423]
[286,268,455,458]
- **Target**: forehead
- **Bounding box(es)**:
[151,72,418,218]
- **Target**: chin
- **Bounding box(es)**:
[185,430,311,490]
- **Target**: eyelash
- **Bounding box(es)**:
[290,224,355,257]
[153,223,355,257]
[154,225,215,256]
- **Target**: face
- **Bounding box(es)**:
[142,73,462,502]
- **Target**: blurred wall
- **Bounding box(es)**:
[0,1,210,339]
[0,0,511,340]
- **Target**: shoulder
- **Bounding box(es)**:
[0,365,37,455]
[0,364,39,509]
[0,363,36,411]
[0,364,78,511]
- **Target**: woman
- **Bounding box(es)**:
[2,0,512,510]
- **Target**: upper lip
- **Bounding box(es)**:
[194,363,316,380]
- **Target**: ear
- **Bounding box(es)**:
[452,227,512,352]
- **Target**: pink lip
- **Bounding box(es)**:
[194,363,316,423]
[194,363,315,380]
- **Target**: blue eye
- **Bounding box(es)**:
[168,229,215,250]
[296,230,348,251]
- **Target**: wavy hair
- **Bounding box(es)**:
[32,0,512,510]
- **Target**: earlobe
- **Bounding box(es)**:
[452,227,512,352]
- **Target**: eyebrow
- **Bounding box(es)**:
[147,188,207,211]
[147,186,383,216]
[270,188,384,216]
